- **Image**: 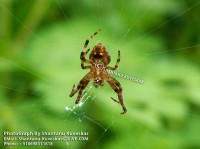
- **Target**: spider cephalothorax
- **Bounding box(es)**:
[89,43,111,65]
[69,29,127,114]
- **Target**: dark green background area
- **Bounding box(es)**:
[1,0,200,149]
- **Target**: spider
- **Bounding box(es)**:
[69,29,127,114]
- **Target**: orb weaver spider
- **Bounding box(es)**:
[69,29,127,114]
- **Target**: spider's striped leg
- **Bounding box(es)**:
[69,73,92,104]
[80,29,101,68]
[80,50,91,65]
[111,97,120,104]
[75,79,91,104]
[106,50,120,70]
[85,48,90,55]
[106,75,127,114]
[81,49,91,69]
[69,84,77,97]
[81,29,101,53]
[81,62,91,69]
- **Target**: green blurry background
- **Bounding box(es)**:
[1,0,200,149]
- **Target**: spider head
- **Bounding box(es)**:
[93,43,104,57]
[89,43,111,65]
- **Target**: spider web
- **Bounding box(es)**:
[1,0,200,149]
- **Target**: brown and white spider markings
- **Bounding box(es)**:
[69,29,127,114]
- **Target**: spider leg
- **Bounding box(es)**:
[69,84,77,97]
[75,81,91,104]
[81,49,91,69]
[111,97,121,104]
[106,50,120,70]
[86,48,90,55]
[105,74,127,114]
[80,51,91,64]
[80,28,101,65]
[93,82,99,88]
[82,29,101,53]
[81,63,91,69]
[69,73,92,104]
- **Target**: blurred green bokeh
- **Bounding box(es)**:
[1,0,200,149]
